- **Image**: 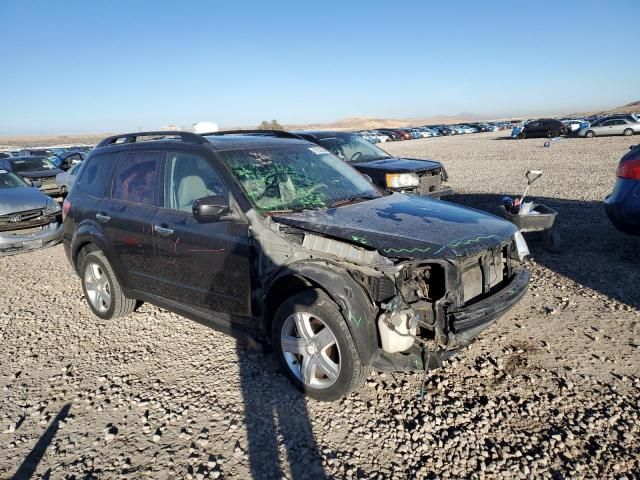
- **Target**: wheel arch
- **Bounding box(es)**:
[70,222,125,286]
[264,262,380,365]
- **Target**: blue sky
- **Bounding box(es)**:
[1,0,638,135]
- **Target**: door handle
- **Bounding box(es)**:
[95,213,111,223]
[153,225,174,236]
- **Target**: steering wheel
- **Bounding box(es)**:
[349,151,363,162]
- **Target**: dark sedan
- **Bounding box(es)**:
[519,119,568,138]
[0,169,63,255]
[604,144,640,235]
[295,131,453,197]
[0,156,64,196]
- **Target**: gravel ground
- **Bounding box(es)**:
[1,131,639,479]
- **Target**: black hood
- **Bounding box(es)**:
[0,187,50,215]
[353,157,442,173]
[273,194,517,260]
[17,168,62,179]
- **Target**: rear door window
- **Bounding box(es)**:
[111,151,162,205]
[75,152,119,197]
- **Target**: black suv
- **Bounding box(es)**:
[63,131,530,400]
[294,131,453,197]
[519,118,568,138]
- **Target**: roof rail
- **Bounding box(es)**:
[205,129,304,140]
[95,131,208,148]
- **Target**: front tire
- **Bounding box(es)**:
[272,289,368,401]
[623,128,634,136]
[80,250,136,320]
[585,130,596,138]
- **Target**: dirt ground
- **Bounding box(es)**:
[1,131,638,479]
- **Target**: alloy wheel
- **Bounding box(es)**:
[84,262,112,313]
[280,312,341,389]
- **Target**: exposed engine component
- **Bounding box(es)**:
[378,307,418,353]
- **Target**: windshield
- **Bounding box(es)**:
[0,170,27,189]
[10,157,56,173]
[314,134,392,163]
[219,144,381,213]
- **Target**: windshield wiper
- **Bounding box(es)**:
[328,195,378,208]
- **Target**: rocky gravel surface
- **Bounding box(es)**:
[1,131,639,479]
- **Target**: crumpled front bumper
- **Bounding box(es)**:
[370,268,530,373]
[0,223,63,256]
[447,268,530,344]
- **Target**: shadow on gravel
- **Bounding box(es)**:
[449,193,640,309]
[236,338,327,480]
[13,403,71,480]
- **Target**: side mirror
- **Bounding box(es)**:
[362,174,374,184]
[193,195,230,220]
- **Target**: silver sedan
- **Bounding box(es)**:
[577,118,640,137]
[0,169,63,255]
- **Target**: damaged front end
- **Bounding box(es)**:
[268,194,531,374]
[267,221,530,374]
[364,237,530,372]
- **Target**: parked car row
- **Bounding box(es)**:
[356,121,513,144]
[512,113,640,139]
[0,145,93,198]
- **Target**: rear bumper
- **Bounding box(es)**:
[0,222,63,255]
[604,179,640,235]
[40,185,64,196]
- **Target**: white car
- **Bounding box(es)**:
[562,119,587,132]
[370,131,389,143]
[577,118,640,138]
[412,128,431,138]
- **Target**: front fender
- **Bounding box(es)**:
[268,261,380,365]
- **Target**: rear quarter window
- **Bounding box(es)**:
[75,152,119,197]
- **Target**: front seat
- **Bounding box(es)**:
[177,175,209,211]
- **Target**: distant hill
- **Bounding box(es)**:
[285,113,486,131]
[2,101,638,147]
[570,100,640,118]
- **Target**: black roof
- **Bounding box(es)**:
[93,130,311,153]
[293,131,359,139]
[204,135,309,151]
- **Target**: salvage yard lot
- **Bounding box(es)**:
[1,131,638,479]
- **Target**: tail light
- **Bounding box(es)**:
[618,158,640,179]
[62,198,72,219]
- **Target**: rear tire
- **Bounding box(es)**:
[623,128,634,136]
[271,289,368,401]
[80,250,136,320]
[585,130,595,138]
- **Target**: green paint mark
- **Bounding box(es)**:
[415,359,422,369]
[347,312,363,327]
[434,234,501,255]
[351,235,369,245]
[382,246,432,254]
